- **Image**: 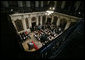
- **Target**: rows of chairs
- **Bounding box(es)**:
[33,23,64,44]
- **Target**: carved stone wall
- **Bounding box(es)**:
[10,12,80,34]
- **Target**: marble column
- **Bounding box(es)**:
[29,17,32,28]
[45,16,47,23]
[27,17,30,28]
[61,1,66,9]
[51,16,54,24]
[26,17,31,32]
[36,17,39,26]
[64,20,71,30]
[57,17,60,27]
[40,16,42,25]
[22,17,27,31]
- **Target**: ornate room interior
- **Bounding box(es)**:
[1,1,84,59]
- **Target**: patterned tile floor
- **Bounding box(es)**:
[22,32,42,52]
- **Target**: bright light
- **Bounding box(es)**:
[46,10,54,15]
[47,13,50,15]
[50,7,51,9]
[45,13,48,15]
[53,7,55,10]
[46,11,53,14]
[11,9,13,11]
[78,12,80,14]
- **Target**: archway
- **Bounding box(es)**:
[42,15,46,25]
[25,18,29,29]
[52,16,58,25]
[38,16,40,25]
[47,15,52,24]
[59,18,67,30]
[47,17,51,24]
[15,19,24,32]
[31,17,36,28]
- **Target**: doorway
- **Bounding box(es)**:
[53,16,58,25]
[47,18,51,24]
[32,22,36,28]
